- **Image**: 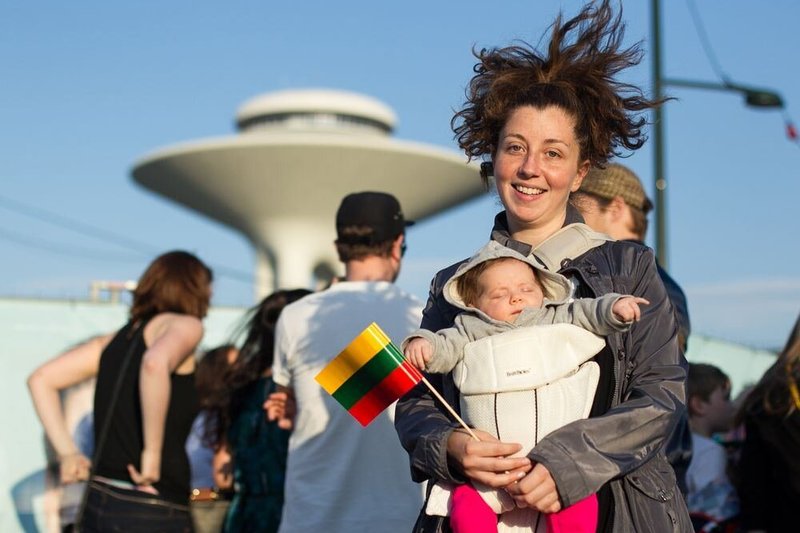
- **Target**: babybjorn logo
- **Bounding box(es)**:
[506,368,531,377]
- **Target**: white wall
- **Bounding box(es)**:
[0,298,245,533]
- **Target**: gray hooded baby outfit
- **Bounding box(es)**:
[404,240,633,527]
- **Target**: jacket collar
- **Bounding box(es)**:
[489,205,609,271]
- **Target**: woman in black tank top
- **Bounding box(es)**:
[28,251,213,532]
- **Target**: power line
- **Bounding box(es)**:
[685,0,729,82]
[0,193,254,283]
[686,0,800,147]
[0,228,143,262]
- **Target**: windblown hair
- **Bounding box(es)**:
[452,0,665,184]
[130,250,213,322]
[204,288,311,449]
[196,344,237,410]
[738,313,800,421]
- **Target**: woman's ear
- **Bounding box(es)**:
[571,160,591,192]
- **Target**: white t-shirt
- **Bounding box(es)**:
[686,432,739,521]
[273,281,424,533]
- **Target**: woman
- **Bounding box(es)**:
[394,1,691,531]
[206,289,310,533]
[187,344,238,533]
[28,250,212,532]
[736,313,800,532]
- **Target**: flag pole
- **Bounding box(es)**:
[419,376,480,441]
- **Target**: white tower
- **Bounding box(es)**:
[132,89,484,297]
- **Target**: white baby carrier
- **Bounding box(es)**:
[425,324,605,533]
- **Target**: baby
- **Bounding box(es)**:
[403,241,647,533]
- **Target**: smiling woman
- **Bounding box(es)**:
[395,1,692,532]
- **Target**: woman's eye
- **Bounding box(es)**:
[545,149,561,158]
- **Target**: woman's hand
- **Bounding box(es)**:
[127,448,161,494]
[504,462,561,513]
[447,428,532,488]
[59,452,91,484]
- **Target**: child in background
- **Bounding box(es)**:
[686,363,739,529]
[404,241,648,533]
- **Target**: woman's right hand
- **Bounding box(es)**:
[59,452,91,484]
[127,448,161,494]
[447,428,532,488]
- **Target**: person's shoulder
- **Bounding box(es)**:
[150,312,203,334]
[276,289,322,321]
[583,239,655,273]
[691,433,725,458]
[599,238,651,258]
[385,283,423,303]
[144,312,203,348]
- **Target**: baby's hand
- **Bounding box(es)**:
[404,337,433,370]
[612,296,650,323]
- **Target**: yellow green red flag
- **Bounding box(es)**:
[315,322,423,426]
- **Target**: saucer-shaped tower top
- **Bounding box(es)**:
[132,89,483,295]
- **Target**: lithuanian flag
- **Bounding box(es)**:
[315,322,423,426]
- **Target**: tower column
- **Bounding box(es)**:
[254,218,340,292]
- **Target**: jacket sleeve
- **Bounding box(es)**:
[403,320,473,374]
[542,293,630,335]
[394,270,466,484]
[529,249,687,507]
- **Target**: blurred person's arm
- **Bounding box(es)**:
[265,386,295,430]
[268,313,296,430]
[128,314,203,489]
[27,334,112,482]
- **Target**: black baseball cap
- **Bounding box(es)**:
[335,191,414,245]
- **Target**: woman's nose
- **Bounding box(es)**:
[519,154,540,177]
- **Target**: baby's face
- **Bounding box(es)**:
[474,259,544,322]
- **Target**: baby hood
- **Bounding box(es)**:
[443,240,572,314]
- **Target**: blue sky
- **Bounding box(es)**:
[2,1,799,349]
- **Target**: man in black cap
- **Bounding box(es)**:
[269,191,423,533]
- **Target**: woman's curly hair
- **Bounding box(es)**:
[452,0,664,183]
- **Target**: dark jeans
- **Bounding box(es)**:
[79,481,193,533]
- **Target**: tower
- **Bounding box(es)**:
[132,89,483,296]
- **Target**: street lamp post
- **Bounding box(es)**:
[650,0,784,269]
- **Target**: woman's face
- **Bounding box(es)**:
[493,105,589,235]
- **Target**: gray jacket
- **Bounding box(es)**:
[395,210,692,532]
[406,241,629,374]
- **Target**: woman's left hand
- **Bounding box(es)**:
[127,448,161,494]
[59,452,91,484]
[504,462,562,513]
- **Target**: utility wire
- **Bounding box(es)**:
[686,0,800,147]
[685,0,730,83]
[0,193,254,283]
[0,228,143,262]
